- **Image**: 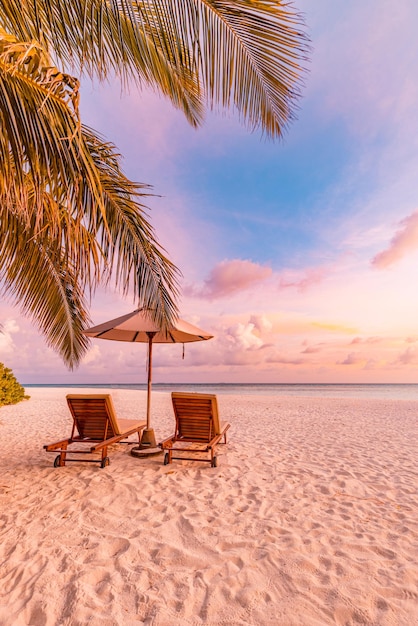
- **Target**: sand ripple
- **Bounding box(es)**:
[0,388,417,625]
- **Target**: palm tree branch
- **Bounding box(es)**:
[189,0,310,135]
[0,36,180,333]
[75,128,181,327]
[0,1,309,136]
[0,2,204,125]
[0,212,91,367]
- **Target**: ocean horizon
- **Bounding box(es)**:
[23,382,418,401]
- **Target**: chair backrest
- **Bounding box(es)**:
[66,394,122,439]
[171,392,221,441]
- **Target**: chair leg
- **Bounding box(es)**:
[210,447,218,467]
[165,448,173,464]
[57,442,68,467]
[100,446,110,468]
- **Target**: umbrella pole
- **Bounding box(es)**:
[137,332,159,451]
[146,332,153,430]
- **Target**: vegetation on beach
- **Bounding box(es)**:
[0,363,29,406]
[0,1,308,368]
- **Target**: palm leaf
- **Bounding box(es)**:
[0,32,180,362]
[0,2,204,126]
[155,0,309,135]
[0,211,91,367]
[0,1,309,136]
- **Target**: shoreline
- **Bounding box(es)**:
[20,382,418,402]
[0,387,417,625]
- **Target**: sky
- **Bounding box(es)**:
[2,0,418,385]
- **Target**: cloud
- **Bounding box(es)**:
[225,323,264,351]
[0,319,19,357]
[266,354,305,365]
[350,336,383,345]
[312,322,358,334]
[372,211,418,268]
[82,344,102,365]
[338,353,364,366]
[279,267,328,292]
[186,259,272,299]
[396,347,418,365]
[301,345,321,354]
[249,314,273,334]
[406,336,418,344]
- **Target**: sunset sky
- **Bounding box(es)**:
[2,0,418,385]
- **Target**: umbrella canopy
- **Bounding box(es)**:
[83,308,213,344]
[83,309,213,451]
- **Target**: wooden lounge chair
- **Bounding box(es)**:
[160,392,230,467]
[44,394,146,468]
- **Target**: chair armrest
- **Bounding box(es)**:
[44,439,70,451]
[220,422,230,435]
[90,434,124,451]
[208,433,224,448]
[159,436,175,449]
[90,425,146,451]
[119,424,146,438]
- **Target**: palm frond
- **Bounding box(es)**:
[0,1,309,136]
[159,0,310,136]
[0,31,180,361]
[0,211,91,368]
[80,129,180,327]
[0,160,180,364]
[0,30,90,212]
[0,0,309,367]
[0,2,204,126]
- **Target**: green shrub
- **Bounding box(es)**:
[0,363,29,406]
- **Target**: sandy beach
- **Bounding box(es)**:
[0,387,417,625]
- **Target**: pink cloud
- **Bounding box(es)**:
[350,336,383,345]
[372,211,418,268]
[406,336,418,344]
[301,345,321,354]
[266,354,305,365]
[279,267,328,292]
[185,259,272,299]
[224,322,264,351]
[363,359,379,370]
[0,318,19,356]
[338,353,363,366]
[396,347,418,365]
[249,314,273,334]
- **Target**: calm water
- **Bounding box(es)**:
[23,383,418,401]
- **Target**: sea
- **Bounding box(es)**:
[23,383,418,401]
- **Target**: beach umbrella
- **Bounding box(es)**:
[83,308,213,454]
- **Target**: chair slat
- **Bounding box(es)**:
[44,394,146,467]
[160,393,230,466]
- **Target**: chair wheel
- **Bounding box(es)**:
[163,452,169,465]
[54,455,61,467]
[101,457,110,468]
[211,456,218,468]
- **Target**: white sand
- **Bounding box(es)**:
[0,387,417,626]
